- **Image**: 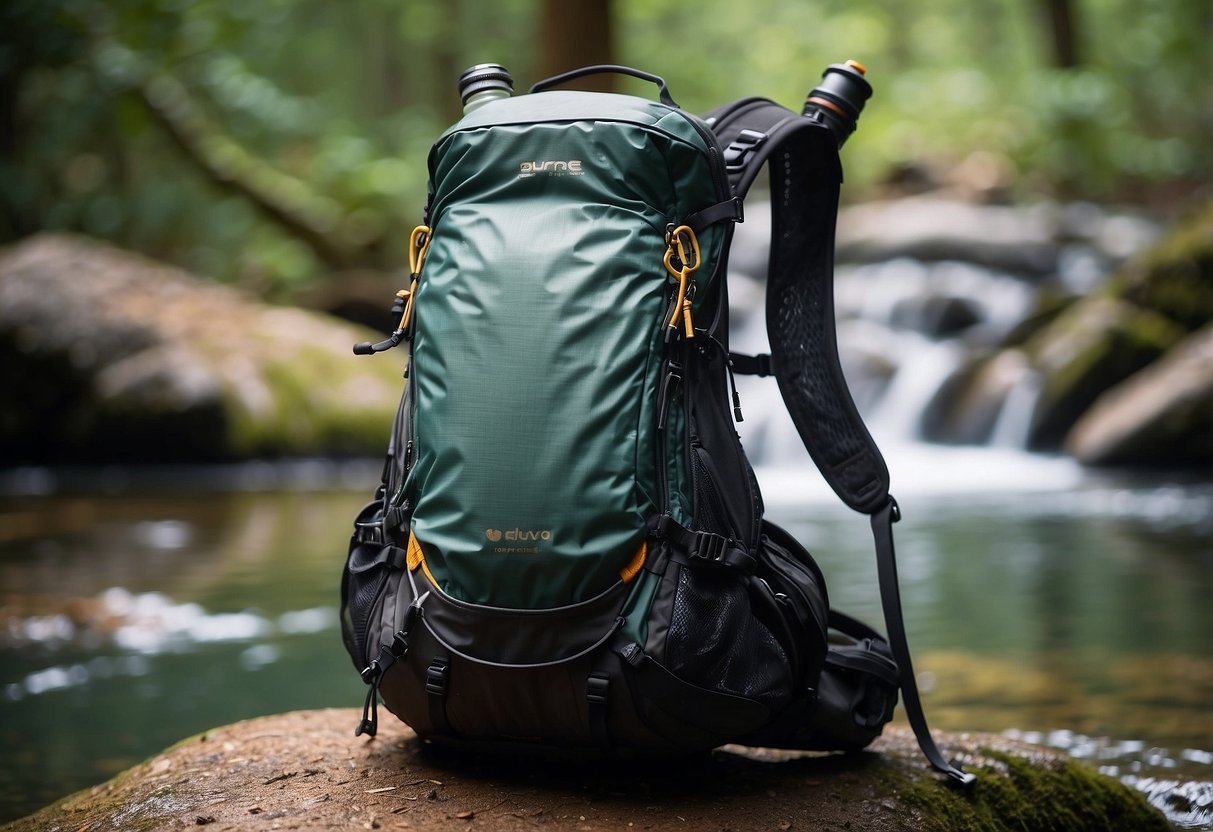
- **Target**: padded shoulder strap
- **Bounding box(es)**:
[707,98,889,514]
[708,99,974,787]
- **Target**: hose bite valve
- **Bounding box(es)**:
[802,59,873,148]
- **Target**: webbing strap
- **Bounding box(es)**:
[872,499,975,786]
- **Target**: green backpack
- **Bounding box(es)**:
[340,64,973,785]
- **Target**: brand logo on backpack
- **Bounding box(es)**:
[485,528,551,554]
[518,160,584,178]
[485,527,552,542]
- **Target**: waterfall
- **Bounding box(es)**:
[989,369,1044,448]
[727,197,1095,500]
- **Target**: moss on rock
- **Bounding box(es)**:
[0,234,405,462]
[1108,198,1213,333]
[1026,297,1184,449]
[897,750,1170,832]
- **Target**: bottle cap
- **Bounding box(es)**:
[458,64,514,107]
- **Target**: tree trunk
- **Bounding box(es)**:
[1039,0,1081,67]
[537,0,616,91]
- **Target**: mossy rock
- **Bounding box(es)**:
[1,710,1169,832]
[0,234,405,463]
[1026,296,1184,449]
[1107,198,1213,333]
[1066,324,1213,466]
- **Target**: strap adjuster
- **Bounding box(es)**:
[354,519,384,546]
[723,129,768,171]
[586,674,610,705]
[425,660,449,696]
[689,532,730,564]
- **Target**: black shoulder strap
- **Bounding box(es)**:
[706,98,974,787]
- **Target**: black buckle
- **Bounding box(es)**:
[425,660,449,696]
[354,519,384,546]
[723,129,768,171]
[689,532,729,564]
[586,674,610,705]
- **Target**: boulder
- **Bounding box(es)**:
[2,710,1169,832]
[922,349,1032,445]
[834,197,1060,275]
[1066,325,1213,466]
[1025,296,1184,450]
[1106,199,1213,334]
[0,234,406,463]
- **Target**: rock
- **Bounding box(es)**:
[0,234,406,462]
[889,293,983,339]
[1025,296,1184,450]
[1106,199,1213,334]
[1066,325,1213,466]
[922,349,1032,445]
[1,710,1169,832]
[835,197,1060,275]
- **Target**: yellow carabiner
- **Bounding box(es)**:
[408,225,432,275]
[397,225,432,334]
[662,225,700,337]
[662,225,700,278]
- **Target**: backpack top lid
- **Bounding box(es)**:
[407,88,730,609]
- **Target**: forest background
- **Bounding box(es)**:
[2,0,1210,298]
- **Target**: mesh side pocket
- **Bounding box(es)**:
[340,540,393,672]
[665,566,792,708]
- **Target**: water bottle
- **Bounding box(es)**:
[458,64,514,114]
[802,60,872,148]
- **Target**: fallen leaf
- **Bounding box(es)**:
[455,811,474,819]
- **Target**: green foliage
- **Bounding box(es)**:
[620,0,1211,200]
[1,0,1209,294]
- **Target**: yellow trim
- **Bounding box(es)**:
[406,531,424,571]
[420,557,440,589]
[619,541,648,583]
[406,531,444,592]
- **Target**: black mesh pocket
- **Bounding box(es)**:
[665,565,792,708]
[339,540,394,672]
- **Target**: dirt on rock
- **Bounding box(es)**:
[2,709,1168,832]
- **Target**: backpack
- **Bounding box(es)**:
[339,64,974,785]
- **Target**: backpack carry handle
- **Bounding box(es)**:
[529,65,679,108]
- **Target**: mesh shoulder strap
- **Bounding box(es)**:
[707,98,889,513]
[706,98,974,786]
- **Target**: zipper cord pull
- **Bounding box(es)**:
[353,225,431,356]
[726,354,744,422]
[353,592,429,737]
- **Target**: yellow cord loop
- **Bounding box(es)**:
[662,225,700,339]
[397,225,432,334]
